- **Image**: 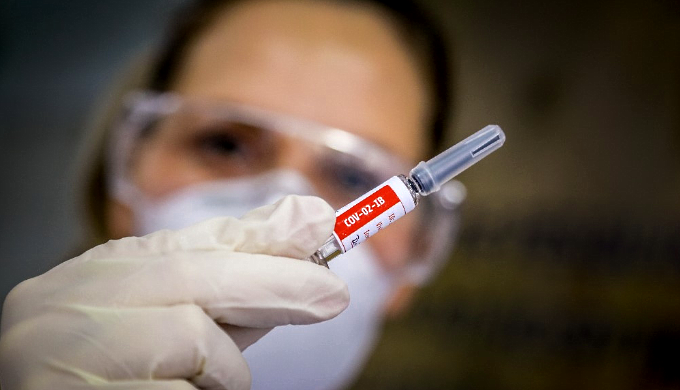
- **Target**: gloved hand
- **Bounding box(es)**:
[0,195,349,390]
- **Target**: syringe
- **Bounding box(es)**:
[308,124,506,267]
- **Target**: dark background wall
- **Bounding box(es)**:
[1,1,679,389]
[1,0,185,303]
[355,2,680,389]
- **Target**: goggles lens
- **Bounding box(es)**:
[116,92,408,208]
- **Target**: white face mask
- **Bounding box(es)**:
[116,170,395,390]
[121,170,317,235]
[245,242,391,390]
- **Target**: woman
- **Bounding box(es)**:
[0,1,461,389]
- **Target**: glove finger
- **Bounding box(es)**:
[106,252,349,327]
[55,304,251,390]
[220,324,272,351]
[7,251,349,332]
[91,380,198,390]
[80,195,335,261]
[0,377,198,390]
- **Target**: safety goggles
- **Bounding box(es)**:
[109,91,465,283]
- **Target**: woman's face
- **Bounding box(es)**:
[111,0,431,271]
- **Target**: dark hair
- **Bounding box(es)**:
[149,0,453,155]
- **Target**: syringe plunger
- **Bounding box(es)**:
[410,125,505,195]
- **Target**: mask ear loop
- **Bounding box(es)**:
[400,180,467,285]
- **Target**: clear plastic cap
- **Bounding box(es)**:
[410,125,505,195]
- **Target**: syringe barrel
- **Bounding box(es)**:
[410,125,505,195]
[307,124,505,266]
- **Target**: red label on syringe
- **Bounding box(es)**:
[333,176,416,253]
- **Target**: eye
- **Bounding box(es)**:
[199,131,245,156]
[336,168,374,192]
[194,122,264,160]
[324,159,380,197]
[189,122,276,176]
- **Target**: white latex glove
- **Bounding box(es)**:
[0,195,349,390]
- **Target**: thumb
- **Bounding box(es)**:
[80,195,335,261]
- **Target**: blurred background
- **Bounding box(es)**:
[1,0,678,389]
